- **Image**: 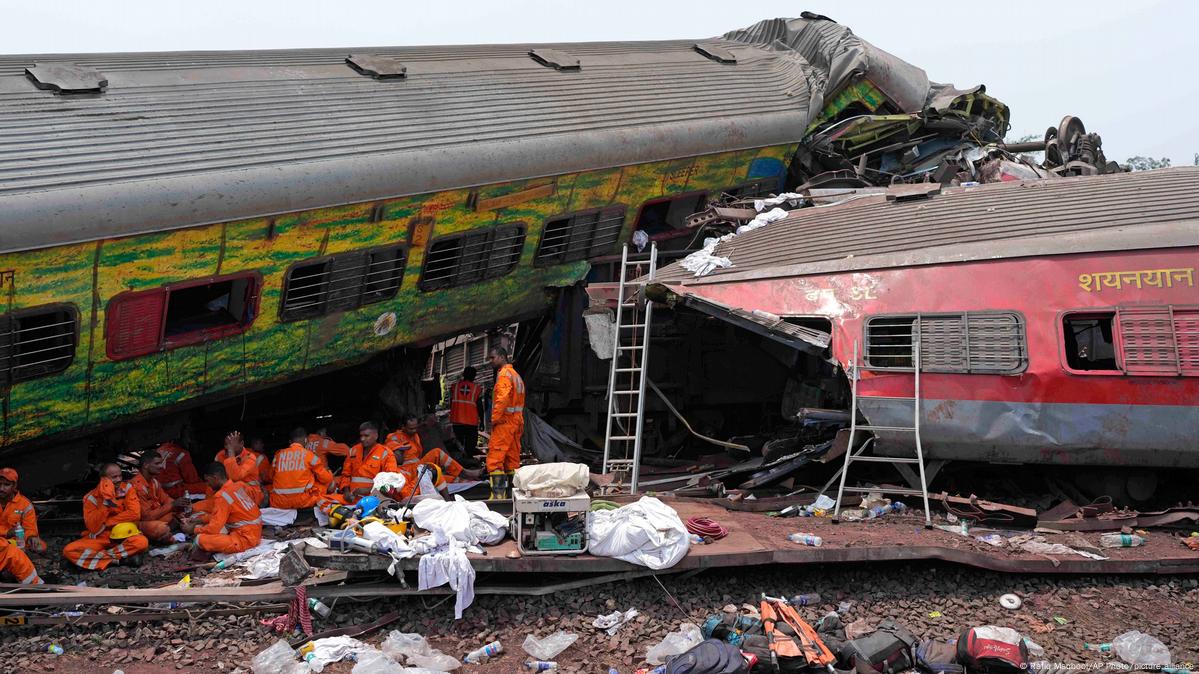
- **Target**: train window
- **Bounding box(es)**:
[1113,305,1199,377]
[280,245,406,322]
[1062,313,1118,371]
[535,206,626,265]
[0,305,78,386]
[419,224,525,291]
[866,312,1026,374]
[634,192,707,237]
[106,273,260,361]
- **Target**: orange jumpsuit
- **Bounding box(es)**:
[487,363,525,473]
[388,430,465,481]
[269,443,332,509]
[215,448,272,505]
[0,492,45,554]
[0,538,41,585]
[195,481,262,554]
[63,479,150,570]
[308,433,351,470]
[337,441,399,493]
[128,473,174,543]
[157,442,206,498]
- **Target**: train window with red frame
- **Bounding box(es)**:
[1062,306,1199,376]
[865,312,1027,374]
[106,273,260,361]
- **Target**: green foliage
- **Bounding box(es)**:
[1124,156,1172,171]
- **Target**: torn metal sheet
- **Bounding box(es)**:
[654,288,829,355]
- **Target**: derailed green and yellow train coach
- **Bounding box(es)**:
[0,15,948,478]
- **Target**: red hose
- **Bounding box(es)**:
[686,516,729,540]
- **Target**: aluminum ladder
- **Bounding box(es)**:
[832,339,933,526]
[601,242,658,494]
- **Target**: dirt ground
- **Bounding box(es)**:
[6,559,1198,674]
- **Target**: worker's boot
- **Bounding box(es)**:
[488,471,510,501]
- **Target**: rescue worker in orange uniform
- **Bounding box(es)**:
[449,367,484,455]
[214,431,272,505]
[269,427,333,509]
[336,422,399,498]
[156,440,206,498]
[128,452,175,544]
[0,468,46,555]
[388,415,480,484]
[0,538,41,585]
[307,427,350,471]
[63,464,150,570]
[486,347,525,499]
[182,463,262,554]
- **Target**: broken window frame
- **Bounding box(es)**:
[720,178,778,200]
[864,311,1027,374]
[105,272,261,361]
[0,303,79,387]
[1061,305,1199,377]
[534,206,627,266]
[279,244,407,322]
[633,191,709,237]
[418,224,526,291]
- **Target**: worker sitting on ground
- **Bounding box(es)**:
[63,464,149,570]
[449,366,484,456]
[308,427,350,471]
[156,439,207,498]
[182,463,262,555]
[0,468,46,554]
[0,538,41,585]
[336,421,399,499]
[215,431,272,505]
[486,346,525,499]
[128,452,175,544]
[389,414,481,483]
[269,427,332,509]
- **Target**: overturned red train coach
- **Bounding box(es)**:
[649,167,1199,468]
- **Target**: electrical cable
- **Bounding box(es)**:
[685,516,729,540]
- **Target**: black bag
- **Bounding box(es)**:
[841,619,917,673]
[664,638,750,674]
[915,638,964,674]
[956,626,1029,674]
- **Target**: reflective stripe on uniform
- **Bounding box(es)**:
[505,406,523,413]
[19,570,39,585]
[228,518,262,529]
[349,477,373,487]
[272,484,311,494]
[220,492,234,503]
[85,494,98,506]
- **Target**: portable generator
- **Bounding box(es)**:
[512,491,590,555]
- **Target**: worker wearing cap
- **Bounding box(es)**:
[128,452,175,544]
[0,468,45,555]
[182,463,262,554]
[486,346,525,498]
[214,431,272,505]
[449,366,484,454]
[388,415,480,484]
[269,427,332,509]
[156,440,206,498]
[307,428,350,471]
[63,463,149,570]
[0,538,41,585]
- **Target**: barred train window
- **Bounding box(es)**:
[535,206,626,265]
[865,312,1027,374]
[1065,305,1199,376]
[419,224,525,291]
[280,245,406,322]
[0,305,78,386]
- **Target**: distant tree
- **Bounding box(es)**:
[1193,152,1198,166]
[1005,133,1044,163]
[1124,156,1172,171]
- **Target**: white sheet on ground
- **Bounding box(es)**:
[587,496,690,569]
[513,463,589,497]
[260,507,298,527]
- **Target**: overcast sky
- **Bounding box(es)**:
[2,0,1195,165]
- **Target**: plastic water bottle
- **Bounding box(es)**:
[464,640,503,664]
[524,660,558,671]
[787,533,823,547]
[868,502,907,519]
[47,644,64,656]
[1099,533,1146,548]
[12,519,24,550]
[1083,642,1112,652]
[788,593,822,606]
[307,598,333,619]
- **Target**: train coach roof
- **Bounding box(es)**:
[0,14,952,253]
[655,167,1199,286]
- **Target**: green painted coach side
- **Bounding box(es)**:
[0,144,796,447]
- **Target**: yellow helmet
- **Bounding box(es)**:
[110,522,141,540]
